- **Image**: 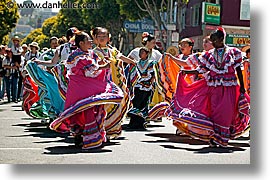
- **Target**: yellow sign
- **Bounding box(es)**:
[233,37,250,45]
[226,34,250,47]
[206,5,220,16]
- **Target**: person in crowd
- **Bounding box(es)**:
[127,32,163,122]
[21,44,29,57]
[128,32,162,64]
[126,47,157,129]
[11,36,23,67]
[0,45,7,101]
[25,42,41,61]
[2,48,20,103]
[25,37,63,123]
[164,27,250,147]
[33,27,79,102]
[50,31,124,150]
[241,45,250,95]
[202,35,214,51]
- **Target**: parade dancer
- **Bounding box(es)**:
[25,37,64,122]
[127,32,163,123]
[166,38,201,84]
[160,38,203,135]
[50,32,124,149]
[126,47,157,129]
[21,42,41,114]
[93,27,134,139]
[241,45,250,95]
[34,27,79,101]
[165,27,250,147]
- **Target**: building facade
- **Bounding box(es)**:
[179,0,250,51]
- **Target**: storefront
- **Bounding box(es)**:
[222,26,250,49]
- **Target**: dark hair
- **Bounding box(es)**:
[94,27,109,37]
[66,27,78,40]
[50,36,58,44]
[142,32,155,46]
[246,48,250,54]
[179,38,194,47]
[75,32,89,48]
[210,28,225,41]
[91,27,102,39]
[58,36,67,45]
[139,47,150,54]
[6,48,12,53]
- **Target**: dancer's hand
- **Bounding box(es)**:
[240,86,246,94]
[32,58,41,64]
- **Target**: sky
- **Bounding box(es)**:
[15,0,61,12]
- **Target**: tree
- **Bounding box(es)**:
[116,0,189,49]
[82,0,126,48]
[21,28,48,48]
[116,0,149,20]
[51,0,89,37]
[42,15,58,37]
[0,0,20,45]
[117,0,167,48]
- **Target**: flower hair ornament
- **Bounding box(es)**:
[142,32,149,42]
[142,32,149,38]
[216,27,226,38]
[70,27,79,34]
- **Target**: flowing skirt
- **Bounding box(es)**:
[50,74,124,149]
[22,75,40,118]
[165,73,250,146]
[26,62,65,118]
[127,88,153,129]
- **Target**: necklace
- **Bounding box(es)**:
[214,47,226,68]
[98,46,111,57]
[137,60,150,73]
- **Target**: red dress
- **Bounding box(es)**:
[50,49,124,149]
[166,46,250,146]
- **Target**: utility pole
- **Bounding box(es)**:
[166,0,172,49]
[166,0,176,49]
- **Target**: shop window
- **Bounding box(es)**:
[191,4,200,27]
[205,0,219,4]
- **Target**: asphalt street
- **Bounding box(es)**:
[0,101,250,164]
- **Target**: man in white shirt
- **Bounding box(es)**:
[11,36,23,66]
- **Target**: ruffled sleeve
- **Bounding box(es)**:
[232,48,243,68]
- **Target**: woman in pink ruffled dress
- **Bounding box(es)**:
[50,32,124,150]
[166,27,250,147]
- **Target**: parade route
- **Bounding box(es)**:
[0,102,250,164]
